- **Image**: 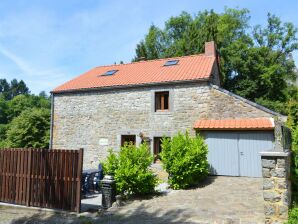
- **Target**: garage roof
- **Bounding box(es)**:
[194,118,274,130]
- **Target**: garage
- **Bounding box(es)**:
[204,131,274,177]
[194,118,275,177]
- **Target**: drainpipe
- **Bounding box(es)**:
[49,93,54,149]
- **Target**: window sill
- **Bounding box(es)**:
[154,111,171,115]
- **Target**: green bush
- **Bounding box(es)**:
[103,143,158,196]
[160,131,209,189]
[287,206,298,224]
[292,127,298,202]
[103,149,119,175]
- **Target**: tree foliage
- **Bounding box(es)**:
[0,78,29,100]
[0,79,50,148]
[5,108,50,148]
[133,9,298,114]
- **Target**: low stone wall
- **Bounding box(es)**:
[261,152,291,223]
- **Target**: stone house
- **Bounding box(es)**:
[51,41,287,177]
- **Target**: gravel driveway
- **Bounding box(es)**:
[0,176,264,224]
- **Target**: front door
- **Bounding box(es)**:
[153,137,162,162]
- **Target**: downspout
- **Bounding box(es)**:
[49,93,54,149]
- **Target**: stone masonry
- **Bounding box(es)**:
[52,81,274,169]
[261,153,291,223]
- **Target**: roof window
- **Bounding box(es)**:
[164,60,179,66]
[101,70,118,76]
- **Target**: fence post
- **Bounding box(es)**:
[76,148,83,213]
[26,148,32,206]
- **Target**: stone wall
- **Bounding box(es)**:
[261,153,291,223]
[53,83,210,168]
[207,86,274,119]
[52,82,274,168]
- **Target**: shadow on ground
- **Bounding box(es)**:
[188,175,217,190]
[10,203,199,224]
[11,176,218,224]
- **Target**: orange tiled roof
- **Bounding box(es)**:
[194,118,274,130]
[52,54,215,93]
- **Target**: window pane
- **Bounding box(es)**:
[164,60,179,66]
[164,93,169,110]
[101,70,118,76]
[155,91,169,111]
[155,94,161,111]
[121,135,136,146]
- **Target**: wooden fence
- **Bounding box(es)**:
[0,148,83,212]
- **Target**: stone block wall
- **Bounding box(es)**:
[208,86,274,119]
[52,82,274,169]
[52,83,210,168]
[261,153,291,223]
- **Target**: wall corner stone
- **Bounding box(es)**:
[274,119,284,152]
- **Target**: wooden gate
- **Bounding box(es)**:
[0,148,83,212]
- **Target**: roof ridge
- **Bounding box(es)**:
[95,53,212,68]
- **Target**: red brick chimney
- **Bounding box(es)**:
[205,41,216,57]
[205,41,221,86]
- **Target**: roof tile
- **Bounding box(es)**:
[194,118,274,130]
[52,54,215,93]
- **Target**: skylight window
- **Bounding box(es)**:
[101,70,118,76]
[164,60,179,66]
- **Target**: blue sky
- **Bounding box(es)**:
[0,0,297,94]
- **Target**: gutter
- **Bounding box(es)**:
[49,93,54,149]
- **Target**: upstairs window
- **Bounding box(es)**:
[164,60,179,66]
[155,91,169,111]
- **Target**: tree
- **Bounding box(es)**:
[0,78,51,149]
[0,96,8,124]
[133,9,298,114]
[287,86,298,129]
[9,79,29,100]
[6,94,50,122]
[39,91,48,98]
[5,108,50,148]
[0,78,30,100]
[226,14,298,103]
[133,25,167,61]
[0,79,10,100]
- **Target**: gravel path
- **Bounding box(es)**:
[0,176,264,224]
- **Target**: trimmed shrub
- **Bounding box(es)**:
[160,131,209,189]
[103,143,158,196]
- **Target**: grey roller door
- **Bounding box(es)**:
[204,131,274,177]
